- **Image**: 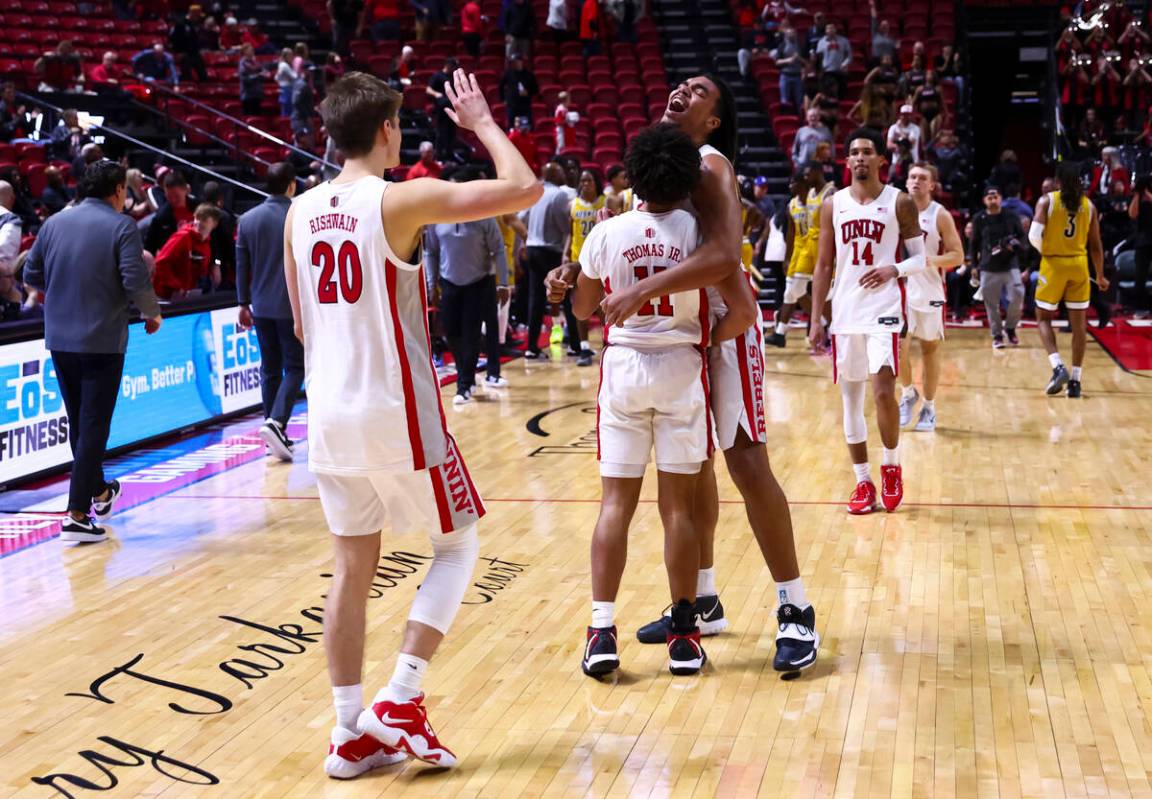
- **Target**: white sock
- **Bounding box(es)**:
[591,600,615,628]
[923,398,936,412]
[581,340,592,351]
[1048,352,1064,368]
[853,462,871,483]
[882,446,900,466]
[775,322,787,336]
[332,684,362,730]
[901,384,916,399]
[382,653,427,703]
[696,567,717,598]
[1071,366,1082,381]
[776,577,810,610]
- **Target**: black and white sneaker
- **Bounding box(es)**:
[1067,379,1082,398]
[768,332,786,348]
[258,420,294,461]
[667,629,706,676]
[581,625,620,677]
[59,515,108,544]
[1045,364,1070,395]
[636,595,729,644]
[773,604,819,676]
[523,349,547,360]
[577,351,593,367]
[92,479,122,521]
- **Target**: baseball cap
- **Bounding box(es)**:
[900,104,914,114]
[754,176,769,186]
[983,183,1001,196]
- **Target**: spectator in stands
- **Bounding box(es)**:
[848,80,891,133]
[1123,56,1152,129]
[89,52,126,89]
[153,203,222,300]
[792,107,832,166]
[928,128,967,192]
[170,6,209,82]
[912,71,942,136]
[201,181,235,286]
[989,149,1022,199]
[235,162,301,457]
[363,0,402,42]
[554,91,576,152]
[413,0,449,41]
[323,53,345,96]
[1091,146,1130,195]
[1129,175,1152,314]
[427,58,459,160]
[145,171,198,254]
[220,17,244,51]
[886,104,922,161]
[276,49,296,117]
[503,0,537,59]
[815,22,852,99]
[1075,108,1107,157]
[772,21,806,113]
[1096,176,1132,255]
[502,54,540,129]
[508,116,540,173]
[462,0,486,55]
[813,140,838,186]
[803,11,825,57]
[0,84,27,141]
[408,141,444,180]
[245,20,277,56]
[546,0,570,43]
[869,0,898,65]
[35,41,84,93]
[238,44,267,115]
[124,168,156,220]
[390,45,416,88]
[133,43,180,85]
[327,0,362,56]
[74,143,105,183]
[39,167,73,216]
[1093,54,1124,123]
[48,109,90,163]
[288,129,322,177]
[971,184,1026,347]
[23,160,162,542]
[604,162,631,205]
[579,0,602,56]
[935,43,964,100]
[888,138,914,189]
[200,15,222,51]
[611,0,642,43]
[899,53,928,99]
[0,183,21,279]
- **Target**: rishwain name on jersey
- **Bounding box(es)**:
[308,213,359,235]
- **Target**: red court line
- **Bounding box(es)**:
[160,495,1152,512]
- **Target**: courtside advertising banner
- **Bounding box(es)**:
[0,308,263,485]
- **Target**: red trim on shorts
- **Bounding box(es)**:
[595,349,605,461]
[735,334,757,436]
[450,434,487,519]
[697,345,714,457]
[891,332,899,377]
[386,260,425,470]
[428,464,454,533]
[831,334,839,383]
[698,288,710,347]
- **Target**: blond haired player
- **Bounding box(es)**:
[285,70,540,776]
[1028,160,1108,397]
[897,163,964,432]
[809,129,926,515]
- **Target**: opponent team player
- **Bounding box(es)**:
[768,171,812,348]
[1028,160,1108,397]
[808,129,926,514]
[560,123,755,677]
[897,163,964,432]
[284,70,541,777]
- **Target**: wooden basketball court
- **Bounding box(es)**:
[2,327,1151,798]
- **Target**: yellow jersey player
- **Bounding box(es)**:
[567,169,605,365]
[1028,161,1108,398]
[768,170,811,347]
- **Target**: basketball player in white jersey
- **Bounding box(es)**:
[555,123,754,677]
[897,163,964,432]
[809,129,926,515]
[284,70,541,776]
[555,74,821,676]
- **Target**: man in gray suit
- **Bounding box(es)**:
[24,160,163,544]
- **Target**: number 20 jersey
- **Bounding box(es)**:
[291,175,449,475]
[828,183,906,335]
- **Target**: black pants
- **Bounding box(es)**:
[435,110,456,161]
[1133,246,1152,311]
[440,275,500,391]
[179,51,208,82]
[252,316,305,427]
[462,32,482,57]
[51,351,125,514]
[525,246,579,353]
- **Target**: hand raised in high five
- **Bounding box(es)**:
[443,69,494,131]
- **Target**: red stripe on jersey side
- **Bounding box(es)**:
[697,288,710,347]
[735,334,756,436]
[449,434,487,520]
[697,345,714,458]
[891,332,899,378]
[385,260,425,470]
[831,335,839,384]
[429,464,454,534]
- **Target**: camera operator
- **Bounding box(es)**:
[971,184,1027,348]
[1130,174,1152,314]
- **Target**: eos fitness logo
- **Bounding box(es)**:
[220,323,261,399]
[0,358,69,462]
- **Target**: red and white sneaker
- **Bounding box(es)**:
[847,480,878,515]
[324,727,406,779]
[880,465,903,512]
[358,693,458,768]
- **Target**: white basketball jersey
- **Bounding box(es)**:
[694,143,749,322]
[291,176,448,474]
[906,200,946,311]
[579,208,706,349]
[829,184,906,334]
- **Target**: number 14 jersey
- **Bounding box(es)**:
[829,183,906,335]
[291,175,449,475]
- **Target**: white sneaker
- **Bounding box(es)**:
[323,726,406,779]
[258,420,293,461]
[484,375,509,388]
[914,406,937,432]
[92,479,122,521]
[898,387,919,426]
[453,389,472,405]
[59,515,108,543]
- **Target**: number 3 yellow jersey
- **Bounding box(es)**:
[1041,192,1091,258]
[570,195,606,261]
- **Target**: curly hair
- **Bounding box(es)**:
[844,127,887,159]
[624,123,702,206]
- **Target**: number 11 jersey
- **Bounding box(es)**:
[578,207,706,350]
[291,175,449,475]
[829,183,906,335]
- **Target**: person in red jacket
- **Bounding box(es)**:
[152,203,221,300]
[461,0,485,57]
[508,116,541,173]
[579,0,601,56]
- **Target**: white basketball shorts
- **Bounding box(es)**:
[316,434,485,536]
[597,345,713,476]
[709,322,768,450]
[831,332,900,383]
[906,304,945,341]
